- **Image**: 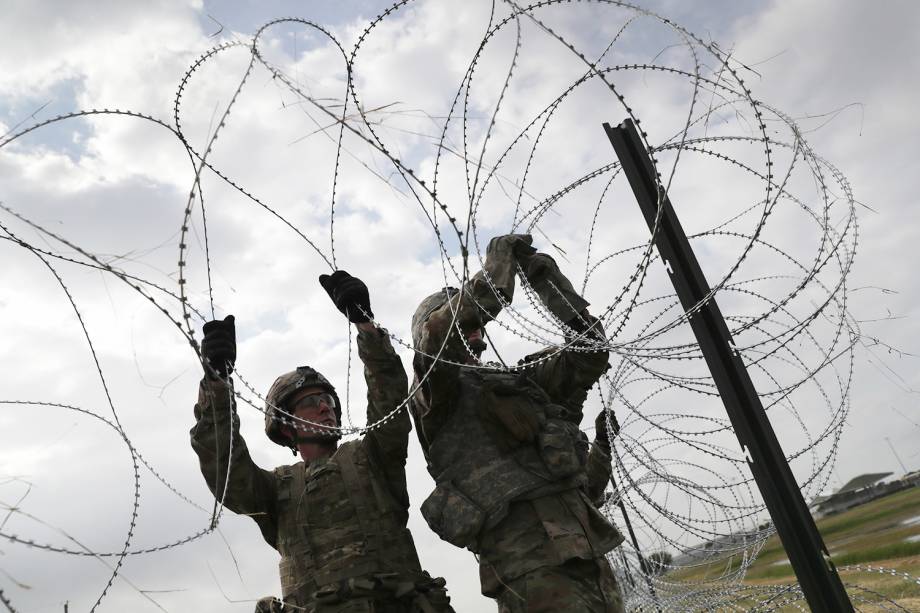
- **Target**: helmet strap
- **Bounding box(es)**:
[290,437,338,460]
[292,435,340,446]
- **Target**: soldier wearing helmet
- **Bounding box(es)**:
[410,235,625,612]
[190,271,453,613]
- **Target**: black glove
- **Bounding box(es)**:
[319,270,373,323]
[201,315,236,377]
[594,410,620,452]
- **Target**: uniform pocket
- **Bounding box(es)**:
[420,482,485,551]
[537,420,588,479]
[279,556,301,597]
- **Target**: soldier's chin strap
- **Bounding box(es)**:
[289,434,340,455]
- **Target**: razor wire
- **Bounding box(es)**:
[0,1,916,611]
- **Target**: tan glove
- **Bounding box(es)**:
[481,234,537,299]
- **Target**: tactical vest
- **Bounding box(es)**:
[420,369,588,553]
[274,440,424,610]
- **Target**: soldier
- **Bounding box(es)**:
[192,270,453,613]
[410,235,625,612]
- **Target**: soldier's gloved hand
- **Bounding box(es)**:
[201,315,236,377]
[594,410,619,453]
[487,233,537,262]
[480,234,536,301]
[319,270,373,323]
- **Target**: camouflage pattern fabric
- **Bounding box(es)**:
[410,235,624,603]
[256,592,447,613]
[191,328,453,612]
[518,252,589,325]
[417,368,609,557]
[254,596,284,613]
[475,485,623,597]
[495,557,625,613]
[305,571,451,612]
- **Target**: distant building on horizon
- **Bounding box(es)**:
[808,471,916,518]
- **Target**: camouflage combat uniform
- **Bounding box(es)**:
[191,327,452,613]
[410,239,625,612]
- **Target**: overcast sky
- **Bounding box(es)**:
[1,1,919,611]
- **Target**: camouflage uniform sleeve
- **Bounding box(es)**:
[520,329,609,423]
[519,255,610,421]
[190,377,279,546]
[467,255,515,324]
[585,443,613,507]
[519,252,589,323]
[356,327,412,506]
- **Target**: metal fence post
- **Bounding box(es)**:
[603,119,853,612]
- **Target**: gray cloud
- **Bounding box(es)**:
[2,1,918,611]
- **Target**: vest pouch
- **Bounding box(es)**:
[314,582,374,612]
[537,419,588,479]
[479,376,544,446]
[420,481,485,551]
[279,555,304,600]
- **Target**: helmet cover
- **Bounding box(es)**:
[411,287,460,348]
[264,365,342,448]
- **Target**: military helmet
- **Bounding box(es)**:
[411,287,460,347]
[264,365,342,448]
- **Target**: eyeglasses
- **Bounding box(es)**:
[289,392,336,411]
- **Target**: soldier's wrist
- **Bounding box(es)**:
[202,374,233,393]
[355,321,377,334]
[594,438,612,454]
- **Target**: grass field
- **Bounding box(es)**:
[664,485,920,610]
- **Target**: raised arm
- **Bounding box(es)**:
[410,235,536,419]
[468,234,536,324]
[191,316,278,547]
[516,253,610,422]
[318,271,413,503]
[356,324,412,505]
